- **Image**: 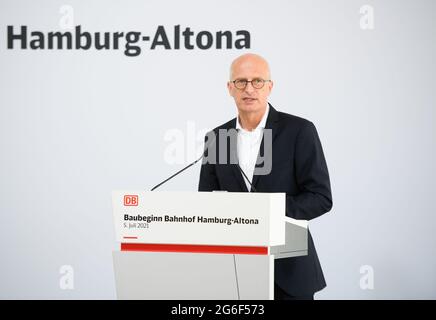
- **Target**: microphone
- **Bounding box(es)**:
[150,133,216,191]
[236,163,257,192]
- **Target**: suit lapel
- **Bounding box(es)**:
[251,104,280,190]
[231,165,249,192]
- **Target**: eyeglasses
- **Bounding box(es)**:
[231,78,272,90]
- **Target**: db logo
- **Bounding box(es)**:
[124,195,138,206]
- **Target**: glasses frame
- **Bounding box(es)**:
[231,78,272,90]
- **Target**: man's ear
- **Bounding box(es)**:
[227,81,233,97]
[267,81,274,94]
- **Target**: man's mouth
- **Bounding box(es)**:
[242,97,257,102]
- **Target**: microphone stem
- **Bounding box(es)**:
[150,155,203,191]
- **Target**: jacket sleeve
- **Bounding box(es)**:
[286,122,333,220]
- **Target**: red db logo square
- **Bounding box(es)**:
[124,195,138,206]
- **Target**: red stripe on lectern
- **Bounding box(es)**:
[120,243,268,255]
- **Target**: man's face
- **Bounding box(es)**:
[227,56,273,114]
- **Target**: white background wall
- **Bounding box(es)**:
[0,0,435,299]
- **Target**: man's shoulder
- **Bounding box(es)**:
[275,109,314,129]
[212,117,237,132]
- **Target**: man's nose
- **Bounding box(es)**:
[244,81,255,93]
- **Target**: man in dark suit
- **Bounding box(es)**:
[198,53,332,300]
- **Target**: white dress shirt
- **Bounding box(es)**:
[236,104,270,191]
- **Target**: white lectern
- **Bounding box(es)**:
[112,191,308,300]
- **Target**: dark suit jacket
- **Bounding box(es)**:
[198,103,333,296]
